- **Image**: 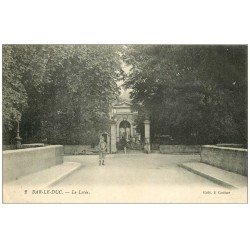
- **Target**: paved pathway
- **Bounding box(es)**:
[51,154,246,203]
[60,154,209,186]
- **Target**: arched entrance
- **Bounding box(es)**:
[109,101,150,153]
[119,120,131,140]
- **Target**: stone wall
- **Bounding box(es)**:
[3,145,15,151]
[201,145,248,176]
[3,143,45,151]
[159,145,201,154]
[3,145,64,183]
[63,145,98,155]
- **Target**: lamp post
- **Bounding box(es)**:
[15,120,22,149]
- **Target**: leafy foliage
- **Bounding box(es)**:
[3,45,122,145]
[123,45,247,145]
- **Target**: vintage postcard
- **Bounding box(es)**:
[2,44,248,203]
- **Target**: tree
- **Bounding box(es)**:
[3,45,122,145]
[3,45,28,143]
[123,45,247,145]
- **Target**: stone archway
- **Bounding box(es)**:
[116,118,134,142]
[109,101,148,153]
[119,120,131,140]
[110,118,151,154]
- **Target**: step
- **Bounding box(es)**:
[4,162,82,189]
[178,162,247,189]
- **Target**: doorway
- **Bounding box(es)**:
[119,120,131,140]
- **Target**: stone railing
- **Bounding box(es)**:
[201,145,248,176]
[3,145,64,183]
[159,145,201,154]
[63,145,98,155]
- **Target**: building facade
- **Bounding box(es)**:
[109,101,150,153]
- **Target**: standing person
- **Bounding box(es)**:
[98,136,107,166]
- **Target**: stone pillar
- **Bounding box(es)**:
[133,126,136,137]
[144,119,151,153]
[117,121,120,142]
[110,120,117,153]
[131,124,134,137]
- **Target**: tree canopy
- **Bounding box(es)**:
[3,45,122,145]
[123,45,247,145]
[3,45,247,146]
